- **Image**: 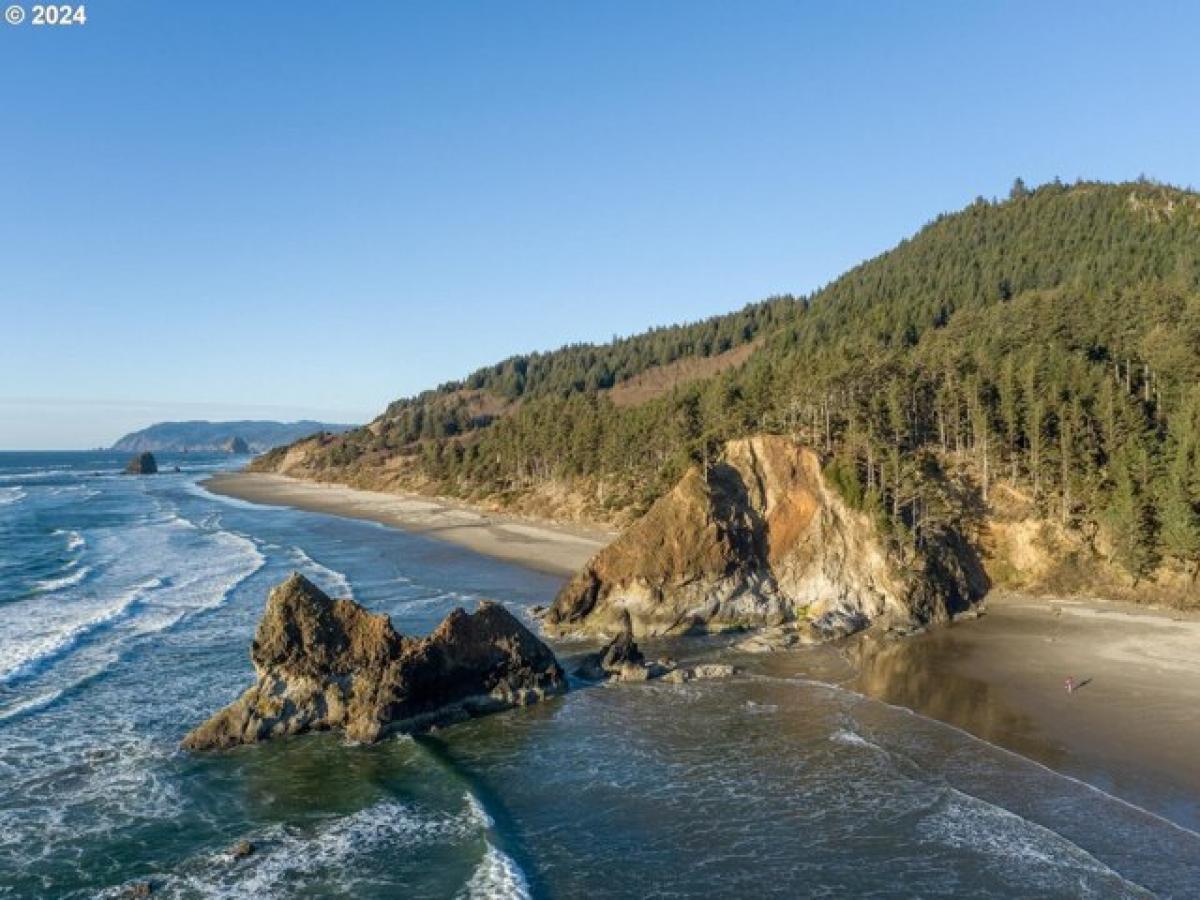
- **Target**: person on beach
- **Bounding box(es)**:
[1064,677,1077,694]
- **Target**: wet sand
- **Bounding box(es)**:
[853,592,1200,828]
[202,472,614,576]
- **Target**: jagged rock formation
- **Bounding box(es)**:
[183,574,566,750]
[221,436,250,454]
[573,613,661,682]
[123,452,158,475]
[573,614,738,683]
[545,436,984,639]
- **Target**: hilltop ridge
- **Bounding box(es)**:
[254,179,1200,603]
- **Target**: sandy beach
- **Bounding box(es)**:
[203,472,614,577]
[853,591,1200,826]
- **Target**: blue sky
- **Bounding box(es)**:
[2,1,1198,448]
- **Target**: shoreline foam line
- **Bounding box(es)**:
[749,672,1200,843]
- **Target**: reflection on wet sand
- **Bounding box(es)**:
[848,630,1068,769]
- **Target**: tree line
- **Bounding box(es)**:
[274,179,1200,586]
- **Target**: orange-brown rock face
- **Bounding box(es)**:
[183,574,566,751]
[544,436,975,639]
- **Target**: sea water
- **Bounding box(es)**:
[1,452,1198,898]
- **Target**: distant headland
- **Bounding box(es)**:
[110,420,356,455]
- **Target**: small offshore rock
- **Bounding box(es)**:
[123,452,158,475]
[662,664,740,684]
[230,840,255,860]
[952,604,987,623]
[810,609,870,640]
[734,624,817,653]
[122,883,153,898]
[573,614,648,681]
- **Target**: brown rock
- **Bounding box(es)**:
[661,663,740,684]
[544,436,984,639]
[182,574,566,751]
[574,611,647,681]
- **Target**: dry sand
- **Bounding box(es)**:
[854,591,1200,824]
[203,472,613,576]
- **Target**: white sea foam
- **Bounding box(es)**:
[0,514,262,693]
[128,798,488,899]
[0,467,67,483]
[464,791,495,829]
[921,785,1152,894]
[0,722,183,864]
[183,479,272,510]
[33,565,92,593]
[288,546,354,598]
[53,528,86,552]
[830,728,877,750]
[458,843,533,900]
[403,588,481,611]
[0,688,66,722]
[0,577,160,685]
[0,487,25,506]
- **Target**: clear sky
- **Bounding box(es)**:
[3,1,1198,449]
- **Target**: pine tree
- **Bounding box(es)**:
[1161,412,1200,583]
[1104,448,1157,583]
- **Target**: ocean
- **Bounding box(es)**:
[1,451,1198,899]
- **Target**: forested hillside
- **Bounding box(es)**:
[256,179,1200,595]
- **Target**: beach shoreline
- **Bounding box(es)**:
[202,472,615,577]
[205,471,1200,829]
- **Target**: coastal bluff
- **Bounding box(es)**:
[183,574,566,750]
[544,436,984,640]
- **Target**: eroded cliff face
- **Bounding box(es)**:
[544,436,982,638]
[183,574,565,751]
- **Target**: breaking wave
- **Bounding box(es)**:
[459,843,533,900]
[118,794,497,899]
[288,546,354,598]
[0,578,161,686]
[33,564,92,593]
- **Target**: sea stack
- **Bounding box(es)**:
[221,436,250,454]
[544,436,984,640]
[123,452,158,475]
[183,574,566,750]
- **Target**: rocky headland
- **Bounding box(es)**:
[543,436,986,642]
[112,419,355,454]
[183,574,566,750]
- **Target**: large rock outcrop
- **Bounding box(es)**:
[183,574,566,750]
[544,436,982,639]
